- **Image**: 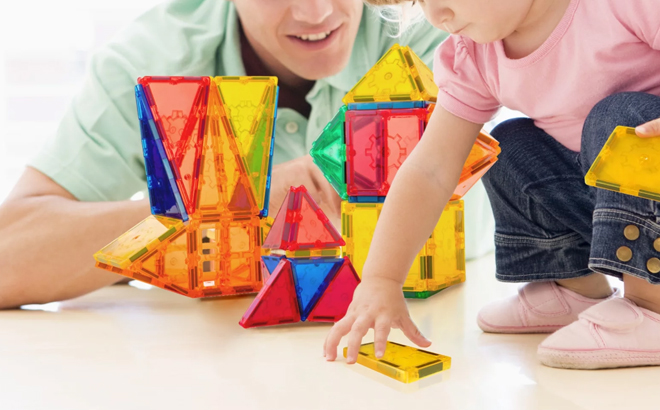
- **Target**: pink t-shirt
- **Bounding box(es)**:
[433,0,660,151]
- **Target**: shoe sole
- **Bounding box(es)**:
[477,315,564,334]
[538,347,660,369]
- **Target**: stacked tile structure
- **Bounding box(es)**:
[311,44,501,299]
[240,186,361,328]
[94,76,278,298]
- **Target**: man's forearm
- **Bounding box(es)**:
[0,195,151,308]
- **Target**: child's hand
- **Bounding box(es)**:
[323,276,432,363]
[636,119,660,137]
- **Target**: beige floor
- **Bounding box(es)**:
[1,253,658,410]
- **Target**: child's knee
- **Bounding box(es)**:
[582,92,660,147]
[490,118,535,147]
[485,118,551,189]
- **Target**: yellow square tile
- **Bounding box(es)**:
[586,126,660,201]
[343,341,451,383]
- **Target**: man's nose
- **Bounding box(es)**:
[291,0,333,25]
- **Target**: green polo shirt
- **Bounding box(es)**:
[30,0,443,201]
[29,0,494,258]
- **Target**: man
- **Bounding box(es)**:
[0,0,466,308]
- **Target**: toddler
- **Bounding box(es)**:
[323,0,660,369]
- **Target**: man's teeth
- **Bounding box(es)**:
[296,31,332,41]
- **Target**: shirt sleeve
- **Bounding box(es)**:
[433,35,500,124]
[28,0,228,202]
[28,52,146,202]
[611,0,660,50]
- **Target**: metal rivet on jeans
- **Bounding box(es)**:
[616,246,633,262]
[624,225,640,241]
[647,258,660,274]
[654,238,660,252]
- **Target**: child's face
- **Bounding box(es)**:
[233,0,364,81]
[417,0,533,43]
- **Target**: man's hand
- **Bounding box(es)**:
[0,167,151,308]
[636,119,660,137]
[269,155,341,225]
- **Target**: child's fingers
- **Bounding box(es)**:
[323,334,327,357]
[345,319,371,364]
[324,318,353,361]
[636,119,660,138]
[373,318,392,358]
[399,316,432,348]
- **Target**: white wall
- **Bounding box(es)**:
[0,0,162,202]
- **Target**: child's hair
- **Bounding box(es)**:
[364,0,424,37]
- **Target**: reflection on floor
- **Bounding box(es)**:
[2,252,657,410]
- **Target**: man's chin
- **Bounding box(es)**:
[289,61,350,81]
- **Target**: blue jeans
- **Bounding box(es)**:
[483,92,660,284]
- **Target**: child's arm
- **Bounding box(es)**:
[324,106,484,363]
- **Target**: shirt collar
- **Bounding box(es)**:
[219,4,247,77]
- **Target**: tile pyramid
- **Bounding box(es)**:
[263,186,345,251]
[585,126,660,201]
[311,44,500,298]
[94,76,279,298]
[342,44,438,104]
[240,185,360,328]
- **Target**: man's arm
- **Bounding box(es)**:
[0,167,151,309]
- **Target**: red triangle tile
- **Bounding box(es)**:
[139,77,209,214]
[239,259,300,328]
[263,186,343,251]
[293,189,344,250]
[262,188,297,250]
[306,258,360,322]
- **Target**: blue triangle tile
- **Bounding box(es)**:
[262,255,285,275]
[136,85,188,221]
[259,86,279,218]
[290,257,345,321]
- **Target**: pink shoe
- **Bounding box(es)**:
[477,281,620,334]
[538,298,660,369]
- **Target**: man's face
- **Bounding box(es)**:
[233,0,364,81]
